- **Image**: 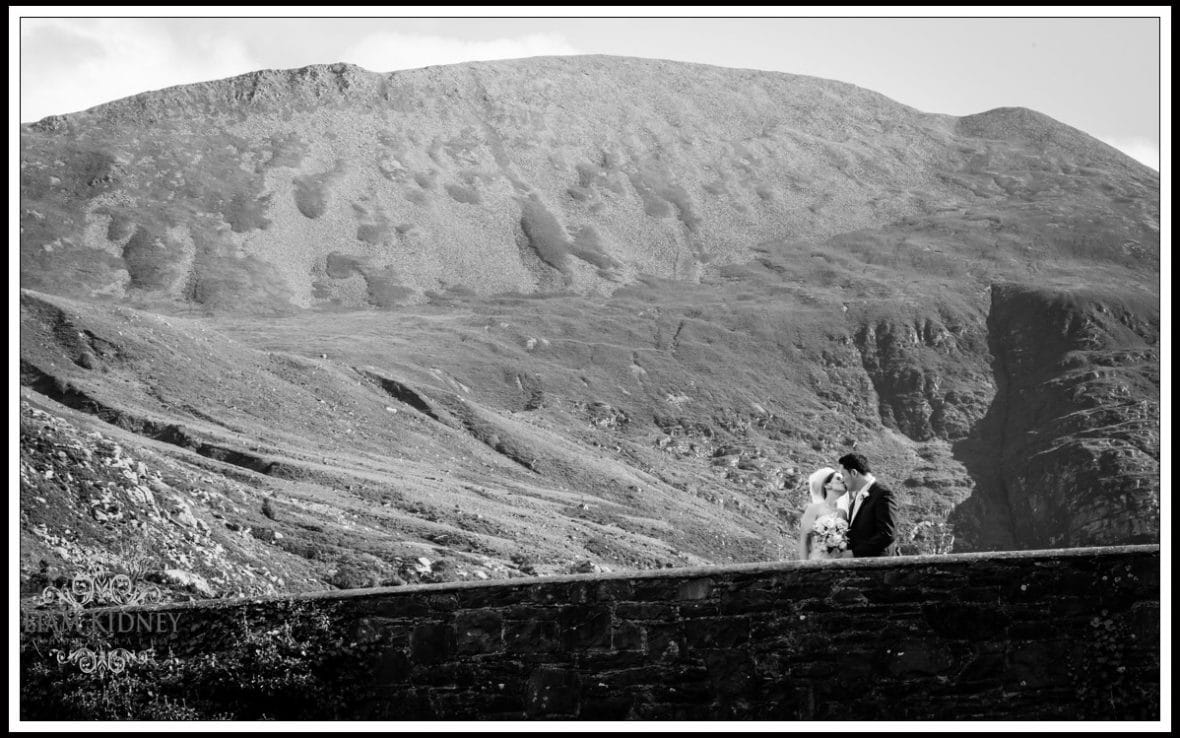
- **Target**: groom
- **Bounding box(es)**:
[838,453,898,557]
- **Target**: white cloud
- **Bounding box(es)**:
[19,18,260,122]
[1096,136,1161,172]
[342,31,579,73]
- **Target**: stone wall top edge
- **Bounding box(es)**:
[53,544,1158,616]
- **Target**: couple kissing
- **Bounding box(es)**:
[797,453,898,560]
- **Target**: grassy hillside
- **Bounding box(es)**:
[18,57,1159,598]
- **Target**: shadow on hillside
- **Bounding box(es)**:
[946,315,1017,553]
[948,433,1016,553]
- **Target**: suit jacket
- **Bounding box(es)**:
[847,481,898,557]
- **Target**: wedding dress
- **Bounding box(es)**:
[807,538,833,561]
[807,511,846,560]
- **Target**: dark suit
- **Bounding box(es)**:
[847,481,898,557]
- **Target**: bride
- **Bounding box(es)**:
[797,466,849,560]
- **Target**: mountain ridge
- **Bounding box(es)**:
[28,57,930,126]
[27,58,1153,180]
[20,57,1157,313]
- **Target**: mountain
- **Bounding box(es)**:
[18,57,1159,598]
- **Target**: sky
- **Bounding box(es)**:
[12,10,1168,170]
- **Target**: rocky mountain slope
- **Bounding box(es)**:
[18,57,1160,598]
[950,284,1160,550]
[20,57,1157,309]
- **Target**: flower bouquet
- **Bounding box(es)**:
[813,514,849,554]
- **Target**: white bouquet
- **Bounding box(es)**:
[813,514,849,554]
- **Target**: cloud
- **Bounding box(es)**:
[342,31,579,73]
[1096,136,1161,172]
[19,19,260,122]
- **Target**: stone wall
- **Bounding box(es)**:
[23,546,1160,720]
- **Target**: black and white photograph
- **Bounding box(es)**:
[12,8,1168,727]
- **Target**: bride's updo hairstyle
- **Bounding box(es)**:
[808,466,836,504]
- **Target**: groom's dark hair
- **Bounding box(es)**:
[838,453,871,475]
